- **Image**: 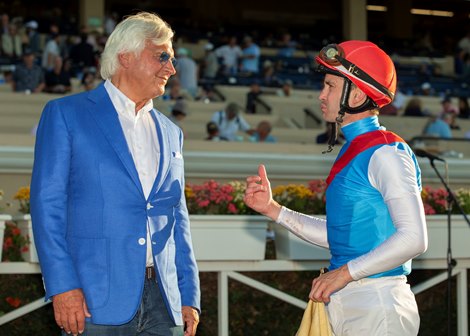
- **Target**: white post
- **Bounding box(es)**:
[456,269,468,336]
[218,271,229,336]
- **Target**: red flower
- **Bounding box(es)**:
[6,297,21,308]
[3,236,13,249]
[227,203,238,214]
[11,227,21,236]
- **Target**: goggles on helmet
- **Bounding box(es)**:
[318,44,394,101]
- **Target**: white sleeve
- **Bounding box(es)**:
[276,206,329,249]
[238,115,251,132]
[347,146,428,280]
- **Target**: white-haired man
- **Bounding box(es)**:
[31,12,200,336]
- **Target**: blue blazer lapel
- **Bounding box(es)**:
[88,84,145,198]
[148,109,170,200]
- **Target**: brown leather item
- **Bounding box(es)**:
[146,266,157,279]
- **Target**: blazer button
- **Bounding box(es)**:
[138,238,146,245]
[147,203,153,210]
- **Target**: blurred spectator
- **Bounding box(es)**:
[175,47,198,98]
[201,42,219,79]
[210,102,254,141]
[81,70,97,91]
[24,20,41,56]
[439,97,460,129]
[214,36,242,76]
[380,87,407,116]
[205,121,228,141]
[458,96,470,119]
[419,82,434,96]
[44,56,71,93]
[246,82,262,114]
[457,30,470,55]
[169,99,188,129]
[276,79,294,97]
[422,114,452,138]
[1,23,22,61]
[261,59,281,86]
[69,33,96,76]
[164,78,194,101]
[104,11,119,36]
[1,13,9,35]
[42,32,61,70]
[240,36,260,75]
[277,32,297,57]
[12,48,44,93]
[403,97,430,117]
[250,120,276,143]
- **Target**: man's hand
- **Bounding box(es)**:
[52,288,91,335]
[243,164,281,220]
[309,265,353,303]
[182,306,199,336]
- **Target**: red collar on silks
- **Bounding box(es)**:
[326,130,405,186]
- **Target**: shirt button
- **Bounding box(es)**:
[138,238,146,245]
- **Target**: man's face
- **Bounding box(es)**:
[124,41,176,101]
[318,74,344,123]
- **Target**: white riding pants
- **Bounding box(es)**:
[325,276,419,336]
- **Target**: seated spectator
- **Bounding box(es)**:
[12,48,44,93]
[1,23,22,63]
[403,97,430,117]
[440,97,460,129]
[246,82,262,114]
[69,33,96,77]
[164,78,194,101]
[422,114,453,138]
[175,47,198,98]
[44,56,72,93]
[380,86,407,115]
[42,32,61,71]
[81,70,97,91]
[276,79,294,97]
[250,120,277,143]
[169,99,188,129]
[276,32,297,58]
[24,20,41,57]
[419,82,434,96]
[201,42,219,80]
[205,121,228,141]
[261,59,281,87]
[458,96,470,119]
[210,102,254,141]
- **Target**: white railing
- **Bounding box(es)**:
[0,259,468,336]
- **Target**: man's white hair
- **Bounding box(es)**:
[100,12,174,80]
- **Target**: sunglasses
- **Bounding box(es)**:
[318,44,393,100]
[159,51,177,67]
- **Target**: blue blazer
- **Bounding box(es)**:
[30,83,200,325]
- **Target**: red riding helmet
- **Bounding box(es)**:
[316,40,397,108]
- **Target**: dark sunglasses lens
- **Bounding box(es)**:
[160,52,170,62]
[171,58,177,67]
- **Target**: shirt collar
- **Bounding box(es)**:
[341,116,384,142]
[104,79,154,119]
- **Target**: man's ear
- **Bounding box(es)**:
[349,86,367,108]
[118,52,131,68]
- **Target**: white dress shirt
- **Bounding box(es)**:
[104,80,159,267]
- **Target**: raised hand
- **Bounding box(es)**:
[244,164,281,220]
